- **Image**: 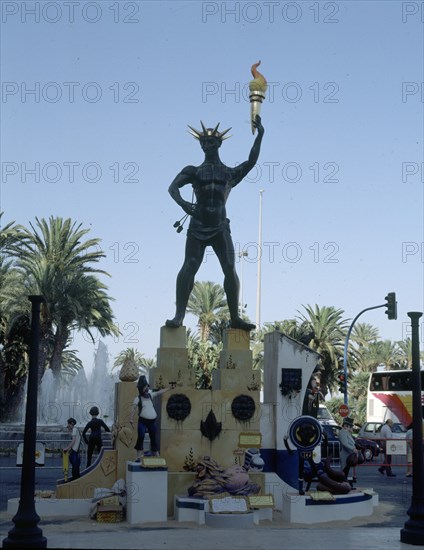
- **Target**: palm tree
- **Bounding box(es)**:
[395,338,423,369]
[350,323,380,373]
[296,305,349,396]
[8,216,119,384]
[187,281,229,342]
[0,215,30,419]
[371,340,404,370]
[352,323,380,347]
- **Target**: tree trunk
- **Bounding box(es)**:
[49,326,69,380]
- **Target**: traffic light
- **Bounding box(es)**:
[385,292,397,320]
[338,373,346,394]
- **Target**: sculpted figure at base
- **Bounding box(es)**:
[166,115,264,331]
[187,456,260,497]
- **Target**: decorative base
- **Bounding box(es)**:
[205,512,255,528]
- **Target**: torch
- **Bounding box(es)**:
[249,60,267,134]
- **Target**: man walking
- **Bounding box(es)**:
[378,419,396,477]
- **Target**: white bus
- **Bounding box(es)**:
[367,369,424,425]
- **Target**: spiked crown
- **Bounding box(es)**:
[187,121,232,142]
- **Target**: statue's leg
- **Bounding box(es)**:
[166,236,205,327]
[213,232,256,332]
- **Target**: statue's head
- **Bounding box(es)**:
[187,122,232,148]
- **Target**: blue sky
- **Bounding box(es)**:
[1,1,423,373]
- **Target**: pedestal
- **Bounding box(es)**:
[126,461,168,524]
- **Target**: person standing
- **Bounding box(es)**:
[63,417,81,480]
[82,406,111,468]
[378,419,396,477]
[129,376,174,461]
[338,417,358,479]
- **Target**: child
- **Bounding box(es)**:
[82,406,111,468]
[64,417,81,480]
[129,375,174,461]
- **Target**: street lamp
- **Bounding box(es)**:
[400,311,424,545]
[238,250,248,317]
[3,296,47,548]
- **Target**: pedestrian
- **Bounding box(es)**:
[63,417,81,480]
[405,422,413,477]
[129,376,175,461]
[338,417,358,479]
[82,406,111,468]
[378,419,396,477]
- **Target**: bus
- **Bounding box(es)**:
[367,369,424,425]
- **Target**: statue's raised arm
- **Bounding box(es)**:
[232,115,264,187]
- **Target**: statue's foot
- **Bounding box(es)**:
[230,318,256,332]
[165,317,184,328]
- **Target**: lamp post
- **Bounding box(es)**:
[238,250,248,317]
[3,295,47,549]
[400,311,424,545]
[255,189,264,329]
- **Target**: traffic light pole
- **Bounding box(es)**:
[342,303,386,405]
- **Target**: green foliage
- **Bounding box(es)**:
[187,331,221,389]
[187,281,229,342]
[0,214,119,420]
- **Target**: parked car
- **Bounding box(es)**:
[358,421,407,440]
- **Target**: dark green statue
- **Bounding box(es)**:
[166,115,264,332]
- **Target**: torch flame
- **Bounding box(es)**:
[249,60,267,93]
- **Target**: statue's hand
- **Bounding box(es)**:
[253,115,264,136]
[181,200,197,217]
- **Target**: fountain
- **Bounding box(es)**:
[35,341,114,426]
[1,341,115,450]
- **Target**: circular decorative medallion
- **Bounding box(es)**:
[231,394,256,422]
[288,415,322,452]
[166,393,191,422]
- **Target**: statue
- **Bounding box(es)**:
[187,456,260,497]
[165,114,265,331]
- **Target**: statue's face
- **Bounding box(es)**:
[200,136,221,153]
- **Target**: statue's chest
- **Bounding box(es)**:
[195,165,231,186]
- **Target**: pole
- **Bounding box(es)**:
[3,295,47,549]
[401,311,424,545]
[255,189,264,329]
[342,303,386,405]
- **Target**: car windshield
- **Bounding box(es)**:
[317,406,333,421]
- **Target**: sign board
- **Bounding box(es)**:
[238,432,262,448]
[386,440,407,455]
[339,404,350,418]
[248,495,274,509]
[209,495,249,514]
[141,456,167,468]
[16,442,45,466]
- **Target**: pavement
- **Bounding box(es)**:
[0,500,421,550]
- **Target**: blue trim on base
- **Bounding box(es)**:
[261,448,299,488]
